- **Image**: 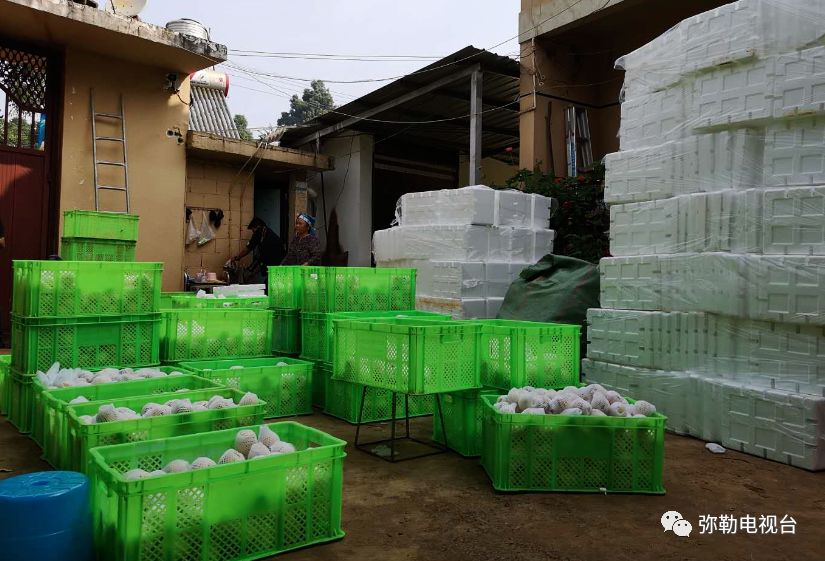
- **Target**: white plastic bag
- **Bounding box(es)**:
[197,211,215,247]
[186,215,199,245]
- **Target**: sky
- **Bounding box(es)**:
[128,0,520,129]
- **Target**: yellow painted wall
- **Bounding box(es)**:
[59,48,189,289]
[458,156,518,187]
[184,158,254,277]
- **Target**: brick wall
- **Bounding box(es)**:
[184,158,254,277]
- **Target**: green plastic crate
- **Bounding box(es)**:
[333,317,480,395]
[301,310,449,363]
[433,389,499,457]
[12,260,162,318]
[89,421,345,561]
[177,358,312,419]
[67,387,265,473]
[320,363,434,424]
[306,359,328,408]
[0,354,10,415]
[10,313,161,374]
[272,307,301,355]
[161,309,273,362]
[268,265,305,308]
[302,267,416,313]
[63,210,140,241]
[160,292,191,310]
[171,295,269,309]
[480,394,666,493]
[61,237,137,262]
[7,368,36,433]
[37,372,221,469]
[477,320,581,390]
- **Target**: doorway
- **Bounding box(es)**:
[0,39,62,344]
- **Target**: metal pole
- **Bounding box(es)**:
[469,69,483,186]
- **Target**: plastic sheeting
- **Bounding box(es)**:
[582,358,825,471]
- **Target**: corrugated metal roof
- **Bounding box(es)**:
[279,46,520,158]
[189,84,240,139]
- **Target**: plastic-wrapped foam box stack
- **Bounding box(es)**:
[587,0,825,470]
[373,186,555,318]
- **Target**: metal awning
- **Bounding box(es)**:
[279,46,520,167]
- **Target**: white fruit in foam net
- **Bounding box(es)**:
[238,392,259,406]
[247,442,271,459]
[234,429,258,456]
[150,470,166,477]
[191,457,217,470]
[269,441,296,455]
[229,365,244,370]
[605,391,623,404]
[163,460,191,473]
[170,400,193,414]
[69,396,89,405]
[258,425,280,448]
[521,407,546,415]
[191,401,208,412]
[207,395,224,408]
[124,469,150,481]
[590,392,610,412]
[494,402,517,414]
[276,362,289,367]
[506,388,523,404]
[591,409,607,417]
[116,407,140,420]
[218,449,245,464]
[168,371,184,377]
[143,405,172,417]
[571,399,592,415]
[79,415,96,425]
[141,403,161,416]
[608,402,629,417]
[561,407,583,415]
[517,393,540,412]
[95,404,119,423]
[632,400,656,417]
[496,395,509,404]
[91,374,113,385]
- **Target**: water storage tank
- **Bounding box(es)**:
[166,18,210,40]
[190,70,230,97]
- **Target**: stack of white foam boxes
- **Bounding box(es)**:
[585,0,825,470]
[373,186,555,318]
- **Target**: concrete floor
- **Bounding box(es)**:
[1,411,822,561]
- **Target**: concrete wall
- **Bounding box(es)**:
[59,48,189,289]
[309,134,374,267]
[184,158,254,278]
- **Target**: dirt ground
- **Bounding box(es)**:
[1,410,822,561]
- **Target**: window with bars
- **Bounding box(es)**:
[0,45,48,151]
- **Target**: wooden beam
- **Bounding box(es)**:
[186,131,334,171]
[292,64,482,147]
[469,69,483,185]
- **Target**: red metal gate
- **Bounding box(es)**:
[0,42,54,344]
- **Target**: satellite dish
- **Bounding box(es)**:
[110,0,148,17]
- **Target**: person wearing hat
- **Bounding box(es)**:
[233,217,286,282]
[282,213,322,266]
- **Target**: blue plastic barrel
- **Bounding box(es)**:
[0,471,92,561]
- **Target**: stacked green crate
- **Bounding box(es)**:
[161,309,273,362]
[60,210,139,262]
[9,258,163,434]
[0,354,10,415]
[268,266,304,356]
[177,357,313,419]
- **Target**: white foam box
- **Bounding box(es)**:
[707,377,825,471]
[690,55,775,130]
[599,255,663,311]
[532,229,556,261]
[415,296,488,320]
[773,45,825,119]
[486,297,504,319]
[750,256,825,325]
[604,142,677,204]
[485,262,528,299]
[619,86,688,150]
[764,116,825,187]
[373,225,495,262]
[585,308,664,369]
[759,186,825,255]
[400,186,496,227]
[609,198,679,255]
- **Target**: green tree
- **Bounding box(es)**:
[0,111,35,147]
[504,163,609,264]
[234,114,253,141]
[277,80,335,126]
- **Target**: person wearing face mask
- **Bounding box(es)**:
[281,213,322,266]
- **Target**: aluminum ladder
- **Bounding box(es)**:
[565,105,593,177]
[90,90,130,212]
